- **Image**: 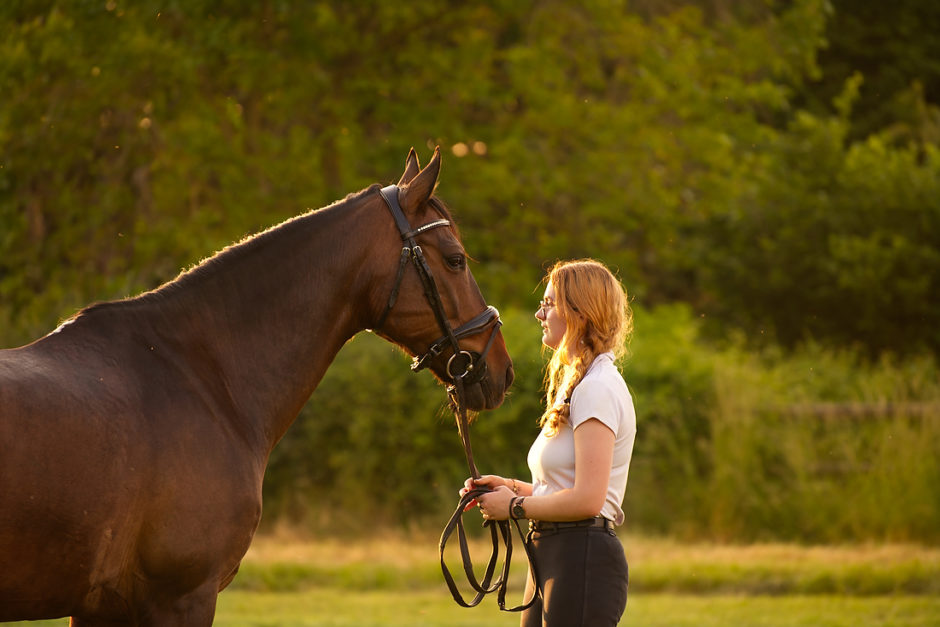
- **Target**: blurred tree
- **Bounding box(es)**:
[9,0,933,356]
[703,76,940,354]
[803,0,940,144]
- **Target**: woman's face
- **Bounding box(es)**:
[535,280,567,350]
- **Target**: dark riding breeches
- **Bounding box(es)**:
[520,523,628,627]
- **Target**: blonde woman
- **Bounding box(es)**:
[461,259,636,626]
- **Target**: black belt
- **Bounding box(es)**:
[529,517,614,533]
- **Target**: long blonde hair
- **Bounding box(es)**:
[540,259,632,435]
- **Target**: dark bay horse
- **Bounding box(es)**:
[0,148,513,625]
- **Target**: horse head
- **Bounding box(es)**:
[371,147,513,411]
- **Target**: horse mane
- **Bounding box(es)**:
[67,184,384,323]
[62,183,457,327]
[167,187,458,297]
[161,183,386,295]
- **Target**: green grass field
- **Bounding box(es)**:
[18,590,940,626]
[213,590,940,626]
[12,533,940,626]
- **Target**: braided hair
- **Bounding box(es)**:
[539,259,632,436]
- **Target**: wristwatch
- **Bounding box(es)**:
[511,497,527,520]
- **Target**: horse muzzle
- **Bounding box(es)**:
[411,306,510,409]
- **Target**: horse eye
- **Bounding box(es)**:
[446,254,466,270]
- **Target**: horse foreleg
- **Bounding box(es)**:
[137,584,219,627]
[70,585,220,627]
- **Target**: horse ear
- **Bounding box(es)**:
[402,146,441,213]
[397,147,421,186]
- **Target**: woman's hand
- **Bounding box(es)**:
[476,485,515,521]
[458,475,506,513]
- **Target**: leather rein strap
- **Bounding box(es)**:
[375,185,539,612]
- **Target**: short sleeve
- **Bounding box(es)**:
[569,376,620,436]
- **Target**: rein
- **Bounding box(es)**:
[376,185,539,613]
[439,375,540,612]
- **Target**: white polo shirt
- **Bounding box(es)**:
[526,352,636,525]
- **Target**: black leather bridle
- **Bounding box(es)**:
[375,184,502,397]
[376,185,539,612]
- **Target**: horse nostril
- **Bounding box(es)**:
[505,364,515,388]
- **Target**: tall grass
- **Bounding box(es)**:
[230,532,940,597]
[706,348,940,543]
[624,306,940,543]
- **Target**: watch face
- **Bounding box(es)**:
[513,500,525,518]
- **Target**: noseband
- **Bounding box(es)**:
[374,185,502,391]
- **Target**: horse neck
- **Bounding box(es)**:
[157,197,383,451]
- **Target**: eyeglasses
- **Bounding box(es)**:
[538,297,578,314]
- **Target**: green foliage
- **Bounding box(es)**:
[3,1,940,543]
[5,0,938,355]
[261,304,940,544]
[262,307,546,531]
[705,346,940,543]
[624,304,940,543]
[621,304,719,536]
[702,82,940,354]
[806,0,940,143]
